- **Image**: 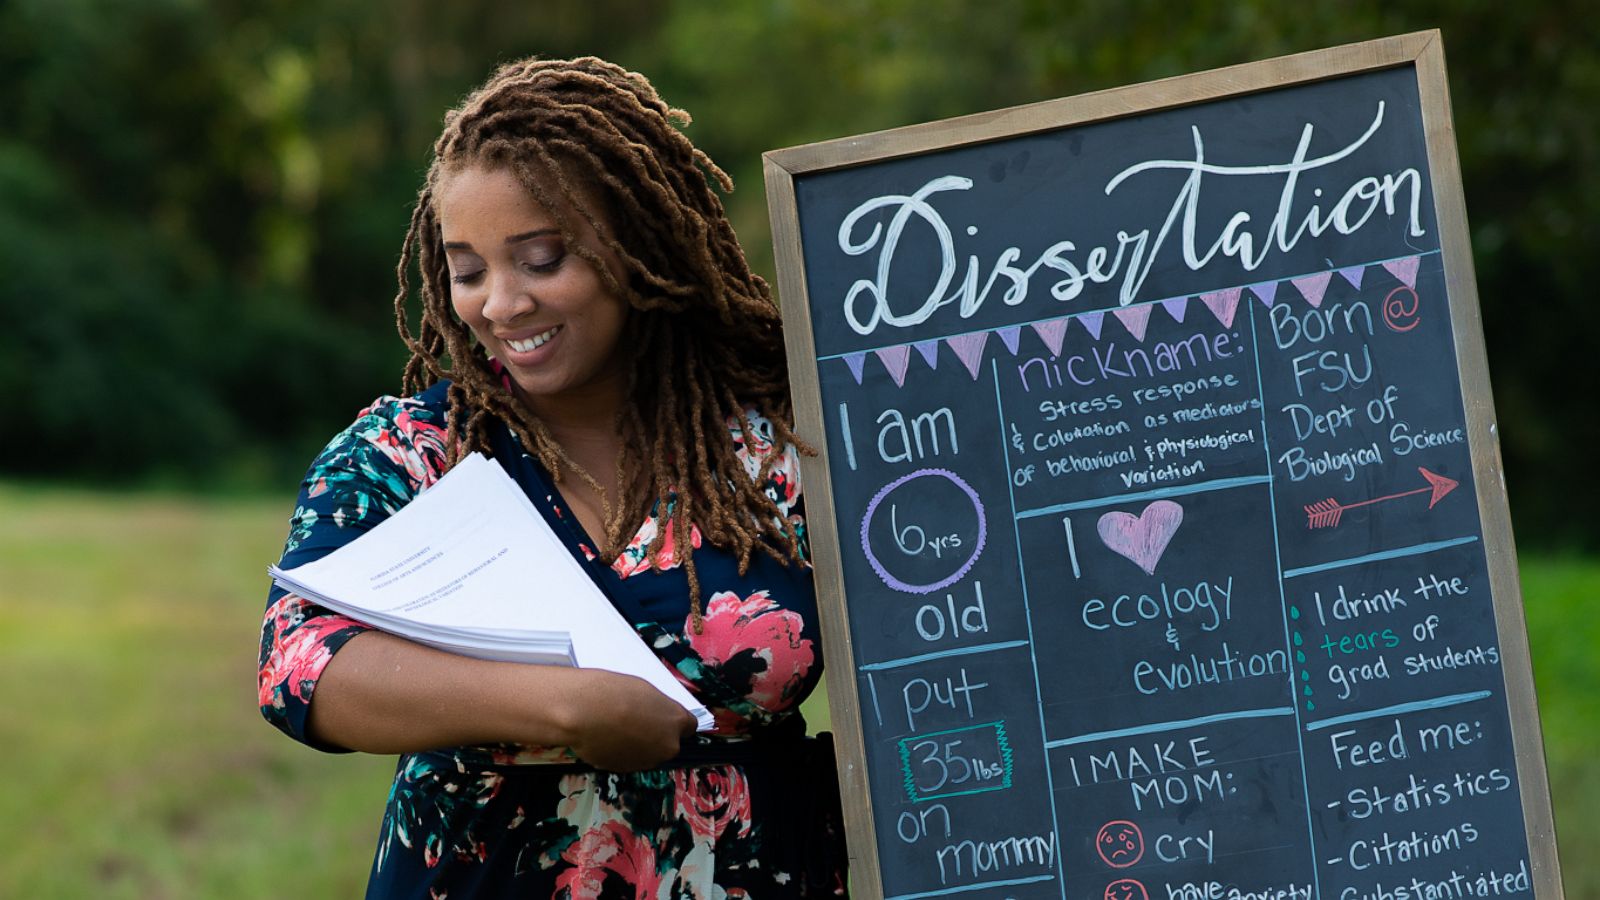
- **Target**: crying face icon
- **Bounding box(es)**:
[1104,878,1149,900]
[1095,820,1144,868]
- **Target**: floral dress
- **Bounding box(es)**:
[258,380,847,899]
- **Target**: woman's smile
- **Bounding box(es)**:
[501,325,562,355]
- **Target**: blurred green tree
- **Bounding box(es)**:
[0,0,1593,546]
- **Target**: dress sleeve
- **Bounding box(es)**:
[257,395,448,750]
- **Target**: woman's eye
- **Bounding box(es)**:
[521,245,566,273]
[450,270,484,286]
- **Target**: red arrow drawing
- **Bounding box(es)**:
[1304,467,1459,529]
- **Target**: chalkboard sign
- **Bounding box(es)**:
[764,32,1563,900]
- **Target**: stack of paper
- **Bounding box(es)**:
[269,452,713,732]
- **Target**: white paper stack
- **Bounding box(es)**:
[269,452,713,732]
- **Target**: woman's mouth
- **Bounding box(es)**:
[504,325,561,353]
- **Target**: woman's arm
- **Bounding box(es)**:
[305,629,696,771]
[259,395,692,771]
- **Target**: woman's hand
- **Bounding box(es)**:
[552,669,699,771]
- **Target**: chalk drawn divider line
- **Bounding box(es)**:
[1044,706,1296,749]
[1302,690,1493,732]
[1247,297,1324,900]
[857,639,1032,673]
[1015,474,1272,520]
[883,873,1057,900]
[992,356,1068,894]
[1281,535,1480,579]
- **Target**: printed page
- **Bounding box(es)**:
[271,453,711,729]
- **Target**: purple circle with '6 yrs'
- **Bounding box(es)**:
[859,468,986,595]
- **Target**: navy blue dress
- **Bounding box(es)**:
[258,381,846,898]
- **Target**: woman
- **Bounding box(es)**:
[257,56,846,898]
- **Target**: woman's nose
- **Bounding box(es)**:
[481,268,536,323]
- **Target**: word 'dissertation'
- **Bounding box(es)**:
[838,103,1424,335]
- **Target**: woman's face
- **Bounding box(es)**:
[435,162,630,412]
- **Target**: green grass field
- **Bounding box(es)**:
[0,484,1591,897]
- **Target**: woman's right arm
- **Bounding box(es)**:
[257,395,692,771]
[302,628,695,770]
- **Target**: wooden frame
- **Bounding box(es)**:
[765,31,1562,899]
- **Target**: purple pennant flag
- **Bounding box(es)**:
[1031,317,1070,356]
[1078,310,1105,341]
[1337,265,1365,289]
[843,352,866,385]
[913,339,940,370]
[1113,304,1153,342]
[1199,288,1242,328]
[1161,296,1189,323]
[946,332,989,380]
[1291,271,1333,308]
[997,326,1022,356]
[1248,281,1279,307]
[875,345,912,387]
[1382,255,1420,289]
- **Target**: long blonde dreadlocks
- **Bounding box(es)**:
[392,57,812,631]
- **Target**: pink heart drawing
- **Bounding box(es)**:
[1097,501,1184,575]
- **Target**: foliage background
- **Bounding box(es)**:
[1,0,1593,896]
[1,0,1595,548]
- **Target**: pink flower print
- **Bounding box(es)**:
[611,513,702,579]
[257,596,368,708]
[555,821,661,900]
[686,591,815,711]
[671,765,754,844]
[389,404,447,488]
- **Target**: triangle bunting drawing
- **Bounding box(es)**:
[875,345,911,387]
[844,353,866,385]
[1031,318,1070,357]
[1079,311,1105,341]
[1199,288,1242,328]
[1382,255,1420,289]
[1291,271,1333,308]
[946,332,989,380]
[1112,305,1152,342]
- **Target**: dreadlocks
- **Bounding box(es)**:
[391,57,811,631]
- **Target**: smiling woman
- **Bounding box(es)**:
[255,56,847,898]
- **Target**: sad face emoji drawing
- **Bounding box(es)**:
[1095,820,1144,868]
[1104,878,1150,900]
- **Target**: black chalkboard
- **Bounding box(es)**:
[764,33,1562,900]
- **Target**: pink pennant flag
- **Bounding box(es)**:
[997,326,1022,356]
[1113,305,1152,342]
[1249,281,1279,307]
[913,339,940,370]
[1382,255,1420,289]
[1291,272,1333,308]
[1161,296,1189,323]
[843,353,866,385]
[1030,317,1070,356]
[875,345,912,387]
[1078,310,1105,341]
[1199,288,1242,328]
[946,332,989,380]
[1337,265,1365,289]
